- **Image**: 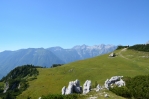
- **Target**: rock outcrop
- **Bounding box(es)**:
[62,79,82,95]
[18,83,21,89]
[109,52,115,57]
[3,82,9,93]
[73,79,82,93]
[115,79,125,87]
[62,86,66,95]
[104,76,125,89]
[83,80,91,94]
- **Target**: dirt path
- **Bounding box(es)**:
[118,48,130,60]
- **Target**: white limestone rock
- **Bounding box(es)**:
[109,76,122,82]
[3,82,9,93]
[18,83,21,89]
[65,81,74,95]
[104,76,125,89]
[62,79,82,95]
[109,52,115,57]
[96,84,101,92]
[73,79,82,93]
[104,79,110,89]
[115,79,125,87]
[62,86,66,95]
[83,80,91,94]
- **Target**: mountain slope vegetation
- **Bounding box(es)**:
[128,44,149,52]
[110,75,149,99]
[0,65,41,99]
[15,48,149,99]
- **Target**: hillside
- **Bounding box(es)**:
[16,48,149,99]
[0,65,41,99]
[0,44,116,79]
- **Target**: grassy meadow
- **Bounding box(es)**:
[17,49,149,99]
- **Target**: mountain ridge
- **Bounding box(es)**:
[0,44,117,78]
[48,44,117,63]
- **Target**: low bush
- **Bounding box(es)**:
[110,75,149,99]
[110,86,131,98]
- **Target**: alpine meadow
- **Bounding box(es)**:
[1,45,149,99]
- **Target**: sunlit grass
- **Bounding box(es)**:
[17,49,149,99]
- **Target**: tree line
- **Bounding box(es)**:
[117,44,149,52]
[128,44,149,52]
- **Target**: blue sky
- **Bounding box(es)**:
[0,0,149,52]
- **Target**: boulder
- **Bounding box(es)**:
[115,79,125,87]
[104,76,125,89]
[62,79,82,95]
[83,80,91,94]
[109,52,115,57]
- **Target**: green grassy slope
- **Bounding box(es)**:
[17,49,149,99]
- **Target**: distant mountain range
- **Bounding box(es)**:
[0,44,117,78]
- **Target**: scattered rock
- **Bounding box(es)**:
[104,94,109,98]
[96,84,101,92]
[68,69,73,72]
[89,96,98,99]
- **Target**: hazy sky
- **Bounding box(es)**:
[0,0,149,52]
